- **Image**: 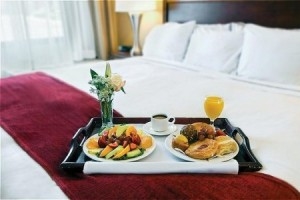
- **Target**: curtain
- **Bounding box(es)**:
[64,1,96,61]
[1,0,96,74]
[91,0,119,60]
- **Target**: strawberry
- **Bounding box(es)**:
[131,133,141,145]
[129,142,138,150]
[98,135,107,148]
[102,130,109,140]
[122,140,128,148]
[108,141,119,148]
[216,129,226,136]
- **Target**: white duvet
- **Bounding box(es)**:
[1,57,300,198]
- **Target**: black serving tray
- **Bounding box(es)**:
[60,117,262,172]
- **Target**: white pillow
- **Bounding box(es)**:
[230,22,245,32]
[237,24,300,86]
[142,21,196,61]
[183,28,244,73]
[195,23,231,31]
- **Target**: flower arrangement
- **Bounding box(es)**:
[89,63,125,127]
[89,63,125,101]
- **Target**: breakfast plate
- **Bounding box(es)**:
[164,132,239,163]
[83,131,156,162]
[143,122,177,136]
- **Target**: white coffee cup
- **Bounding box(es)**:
[151,114,175,132]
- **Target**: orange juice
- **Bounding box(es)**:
[204,96,224,120]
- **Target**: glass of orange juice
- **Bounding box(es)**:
[204,96,224,127]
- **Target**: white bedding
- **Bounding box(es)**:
[1,57,300,198]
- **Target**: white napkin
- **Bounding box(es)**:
[83,159,239,174]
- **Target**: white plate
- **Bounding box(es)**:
[164,132,239,163]
[142,122,177,136]
[83,130,156,162]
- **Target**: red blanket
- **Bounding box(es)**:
[1,72,299,199]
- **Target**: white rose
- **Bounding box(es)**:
[110,74,125,92]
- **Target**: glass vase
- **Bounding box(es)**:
[99,97,113,128]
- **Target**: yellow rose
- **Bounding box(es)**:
[111,74,125,92]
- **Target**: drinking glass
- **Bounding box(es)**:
[204,96,224,127]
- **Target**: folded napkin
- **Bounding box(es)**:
[83,160,239,174]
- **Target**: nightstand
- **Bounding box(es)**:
[111,51,131,59]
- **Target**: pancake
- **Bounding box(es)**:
[185,138,218,159]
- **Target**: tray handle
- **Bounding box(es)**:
[232,127,263,171]
[70,127,86,146]
[60,126,89,171]
[71,117,100,147]
[60,118,99,171]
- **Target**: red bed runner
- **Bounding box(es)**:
[1,72,299,200]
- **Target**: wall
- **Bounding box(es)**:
[116,1,164,49]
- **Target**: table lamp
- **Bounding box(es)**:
[115,0,156,56]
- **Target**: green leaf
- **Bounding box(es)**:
[105,63,111,78]
[90,69,98,79]
[121,87,126,94]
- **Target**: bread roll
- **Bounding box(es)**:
[215,136,238,156]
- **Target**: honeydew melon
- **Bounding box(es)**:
[113,145,130,159]
[105,145,124,159]
[126,148,142,158]
[88,148,101,155]
[116,125,128,137]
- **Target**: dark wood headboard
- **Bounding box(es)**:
[165,0,300,28]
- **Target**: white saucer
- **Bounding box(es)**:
[142,122,177,136]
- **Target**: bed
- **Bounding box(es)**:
[1,0,300,199]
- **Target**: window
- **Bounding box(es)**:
[1,1,96,74]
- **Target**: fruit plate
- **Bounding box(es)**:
[82,131,156,162]
[60,117,262,173]
[164,132,239,163]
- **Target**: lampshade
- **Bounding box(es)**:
[115,0,156,13]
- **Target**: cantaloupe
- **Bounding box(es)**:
[113,145,130,159]
[140,136,152,149]
[86,138,99,149]
[125,125,137,137]
[99,145,113,157]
